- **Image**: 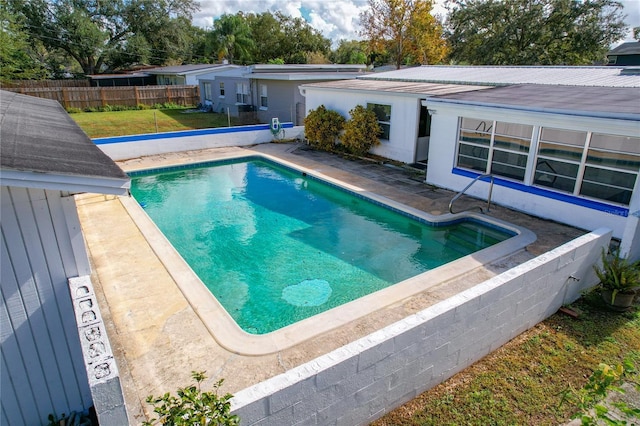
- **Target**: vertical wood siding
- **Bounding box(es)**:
[1,187,92,425]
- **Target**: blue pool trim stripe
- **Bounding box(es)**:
[128,157,516,236]
[93,122,294,145]
[452,168,629,217]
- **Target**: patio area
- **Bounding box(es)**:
[76,142,586,423]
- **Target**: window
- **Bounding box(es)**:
[534,129,639,205]
[367,103,391,140]
[236,82,249,104]
[219,82,225,98]
[260,84,268,109]
[203,82,212,101]
[456,118,531,181]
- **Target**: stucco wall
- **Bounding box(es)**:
[94,124,305,161]
[231,228,611,425]
[303,87,422,163]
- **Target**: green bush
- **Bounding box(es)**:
[341,104,381,156]
[144,371,239,426]
[66,107,83,114]
[304,105,345,151]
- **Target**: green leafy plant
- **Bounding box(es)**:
[47,411,92,426]
[560,360,640,425]
[594,248,640,305]
[143,371,239,426]
[341,104,381,156]
[304,105,345,151]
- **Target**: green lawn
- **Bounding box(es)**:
[70,108,239,138]
[373,294,639,425]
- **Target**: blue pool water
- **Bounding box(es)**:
[130,158,513,334]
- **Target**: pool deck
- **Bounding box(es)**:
[76,142,585,423]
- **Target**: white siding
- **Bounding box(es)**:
[1,186,92,425]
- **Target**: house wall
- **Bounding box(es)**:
[303,88,422,163]
[199,77,248,116]
[425,103,639,240]
[1,187,93,425]
[231,229,610,425]
[254,80,299,125]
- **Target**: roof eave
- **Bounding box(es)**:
[0,169,131,196]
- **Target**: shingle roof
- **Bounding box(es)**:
[429,84,640,120]
[608,42,640,56]
[359,65,640,87]
[0,91,129,182]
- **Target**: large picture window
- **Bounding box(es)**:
[367,103,391,140]
[202,82,212,101]
[457,118,531,181]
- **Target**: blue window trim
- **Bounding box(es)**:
[93,122,294,145]
[452,168,629,217]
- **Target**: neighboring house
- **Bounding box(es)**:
[87,72,156,87]
[146,64,235,86]
[0,91,130,425]
[607,42,640,66]
[197,64,367,125]
[300,66,640,258]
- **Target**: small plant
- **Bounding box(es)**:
[144,371,239,426]
[341,104,381,156]
[47,410,92,426]
[594,248,640,306]
[304,105,345,151]
[560,360,640,425]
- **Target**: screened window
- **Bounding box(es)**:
[367,103,391,140]
[236,82,249,104]
[456,118,531,181]
[219,82,225,98]
[260,84,268,108]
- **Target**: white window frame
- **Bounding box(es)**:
[219,82,225,98]
[236,82,249,104]
[259,84,268,110]
[367,103,391,141]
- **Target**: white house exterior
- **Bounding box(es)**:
[0,91,130,425]
[300,66,640,259]
[146,64,234,86]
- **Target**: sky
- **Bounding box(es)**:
[193,0,640,47]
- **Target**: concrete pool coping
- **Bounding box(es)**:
[76,143,586,423]
[121,152,536,356]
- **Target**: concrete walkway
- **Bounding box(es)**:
[76,143,585,423]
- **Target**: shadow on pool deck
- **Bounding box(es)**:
[76,142,586,424]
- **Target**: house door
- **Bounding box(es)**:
[414,104,431,166]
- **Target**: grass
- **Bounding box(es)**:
[70,108,239,138]
[373,292,639,426]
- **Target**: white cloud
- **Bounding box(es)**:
[194,0,640,44]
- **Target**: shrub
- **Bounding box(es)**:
[341,104,381,156]
[66,107,83,114]
[304,105,345,151]
[143,371,239,426]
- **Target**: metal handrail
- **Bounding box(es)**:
[449,173,495,214]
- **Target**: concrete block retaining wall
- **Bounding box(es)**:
[231,228,611,426]
[93,124,305,161]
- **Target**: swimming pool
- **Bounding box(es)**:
[129,157,519,335]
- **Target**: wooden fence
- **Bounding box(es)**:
[3,85,200,109]
[1,79,90,88]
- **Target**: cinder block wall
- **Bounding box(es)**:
[231,228,611,425]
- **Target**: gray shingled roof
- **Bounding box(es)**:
[0,90,129,181]
[429,84,640,120]
[608,42,640,56]
[360,65,640,87]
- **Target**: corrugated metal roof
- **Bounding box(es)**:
[0,91,129,180]
[429,84,640,119]
[360,65,640,87]
[301,79,492,96]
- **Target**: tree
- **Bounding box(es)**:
[445,0,627,65]
[360,0,448,69]
[207,13,254,64]
[9,0,200,74]
[331,40,368,64]
[0,4,48,81]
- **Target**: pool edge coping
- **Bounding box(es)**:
[120,152,537,356]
